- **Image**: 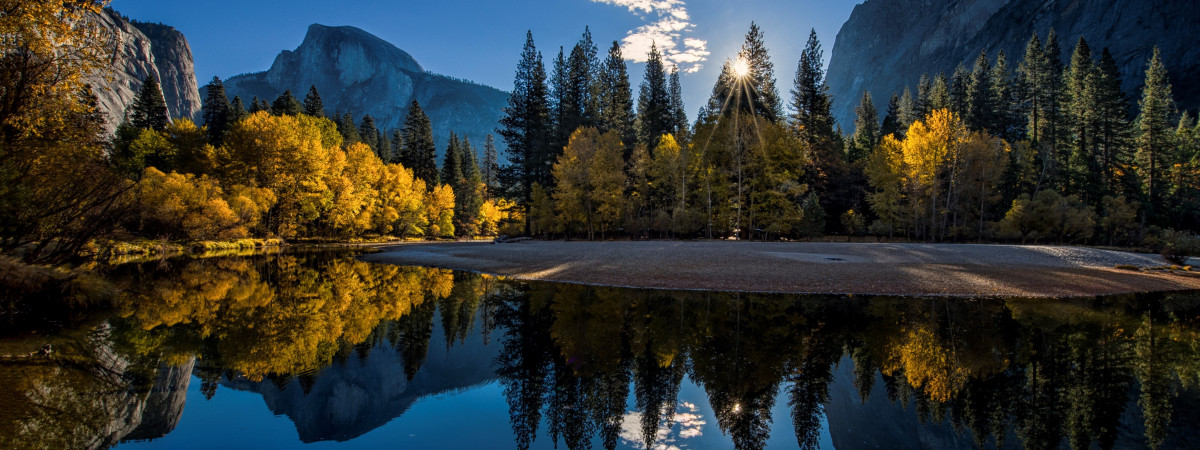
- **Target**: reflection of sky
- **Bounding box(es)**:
[115,375,834,449]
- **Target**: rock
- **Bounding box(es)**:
[88,9,203,133]
[827,0,1200,129]
[220,24,510,158]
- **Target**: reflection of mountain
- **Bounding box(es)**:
[221,311,498,442]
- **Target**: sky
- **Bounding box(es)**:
[110,0,861,122]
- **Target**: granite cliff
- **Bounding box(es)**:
[826,0,1200,129]
[91,9,203,132]
[222,24,510,156]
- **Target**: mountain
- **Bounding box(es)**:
[826,0,1200,130]
[221,24,510,156]
[91,8,203,132]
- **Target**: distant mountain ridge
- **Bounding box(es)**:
[826,0,1200,129]
[221,24,510,156]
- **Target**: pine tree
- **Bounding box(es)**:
[881,92,901,138]
[1135,47,1176,219]
[950,63,970,117]
[737,22,783,122]
[929,73,951,111]
[791,29,835,145]
[442,132,463,188]
[303,85,325,117]
[849,90,880,163]
[637,43,672,150]
[898,87,917,131]
[1064,37,1097,200]
[1094,48,1133,197]
[566,34,594,129]
[482,134,500,197]
[457,136,484,236]
[404,100,439,185]
[337,112,360,145]
[916,73,933,120]
[497,31,552,224]
[248,95,267,114]
[376,129,391,162]
[390,129,406,164]
[359,115,379,153]
[228,95,248,124]
[131,74,169,131]
[965,51,994,133]
[990,51,1017,141]
[271,90,303,116]
[668,67,688,138]
[201,76,231,146]
[550,47,570,156]
[596,41,635,159]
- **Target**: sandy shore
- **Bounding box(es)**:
[359,241,1200,297]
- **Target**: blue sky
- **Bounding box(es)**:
[111,0,860,120]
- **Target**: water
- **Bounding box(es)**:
[2,249,1198,449]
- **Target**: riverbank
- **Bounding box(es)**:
[360,241,1200,297]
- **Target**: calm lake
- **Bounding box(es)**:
[2,249,1198,449]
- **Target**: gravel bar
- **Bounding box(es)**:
[359,241,1200,298]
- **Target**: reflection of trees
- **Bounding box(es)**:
[111,254,454,381]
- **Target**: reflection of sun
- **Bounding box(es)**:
[732,58,750,78]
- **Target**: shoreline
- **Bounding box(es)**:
[359,241,1200,298]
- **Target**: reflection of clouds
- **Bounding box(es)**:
[618,401,707,449]
[589,0,709,73]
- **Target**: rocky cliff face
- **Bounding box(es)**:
[90,9,203,133]
[222,24,510,156]
[826,0,1200,129]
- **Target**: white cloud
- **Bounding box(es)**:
[591,0,708,73]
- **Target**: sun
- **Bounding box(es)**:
[732,58,750,78]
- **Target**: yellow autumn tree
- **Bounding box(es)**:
[552,127,627,239]
[901,109,965,241]
[374,163,427,236]
[866,134,906,237]
[135,167,244,240]
[425,184,455,238]
[221,112,343,237]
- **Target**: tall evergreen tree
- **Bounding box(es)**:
[228,95,248,124]
[580,27,602,125]
[337,112,360,145]
[737,22,783,122]
[668,67,688,138]
[929,73,951,111]
[596,41,635,158]
[849,90,880,163]
[965,51,994,133]
[497,30,552,226]
[990,51,1017,141]
[376,129,391,162]
[880,92,901,138]
[442,132,463,188]
[404,100,439,185]
[791,29,835,145]
[390,129,406,165]
[898,87,917,131]
[359,114,380,153]
[549,47,571,158]
[303,85,325,117]
[1135,47,1176,219]
[950,63,970,117]
[131,74,169,131]
[916,73,933,120]
[457,136,484,236]
[1064,37,1098,200]
[1094,48,1133,197]
[202,76,232,146]
[482,134,500,197]
[271,90,303,116]
[247,95,267,114]
[637,43,672,150]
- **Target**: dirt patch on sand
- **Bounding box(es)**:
[359,241,1200,297]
